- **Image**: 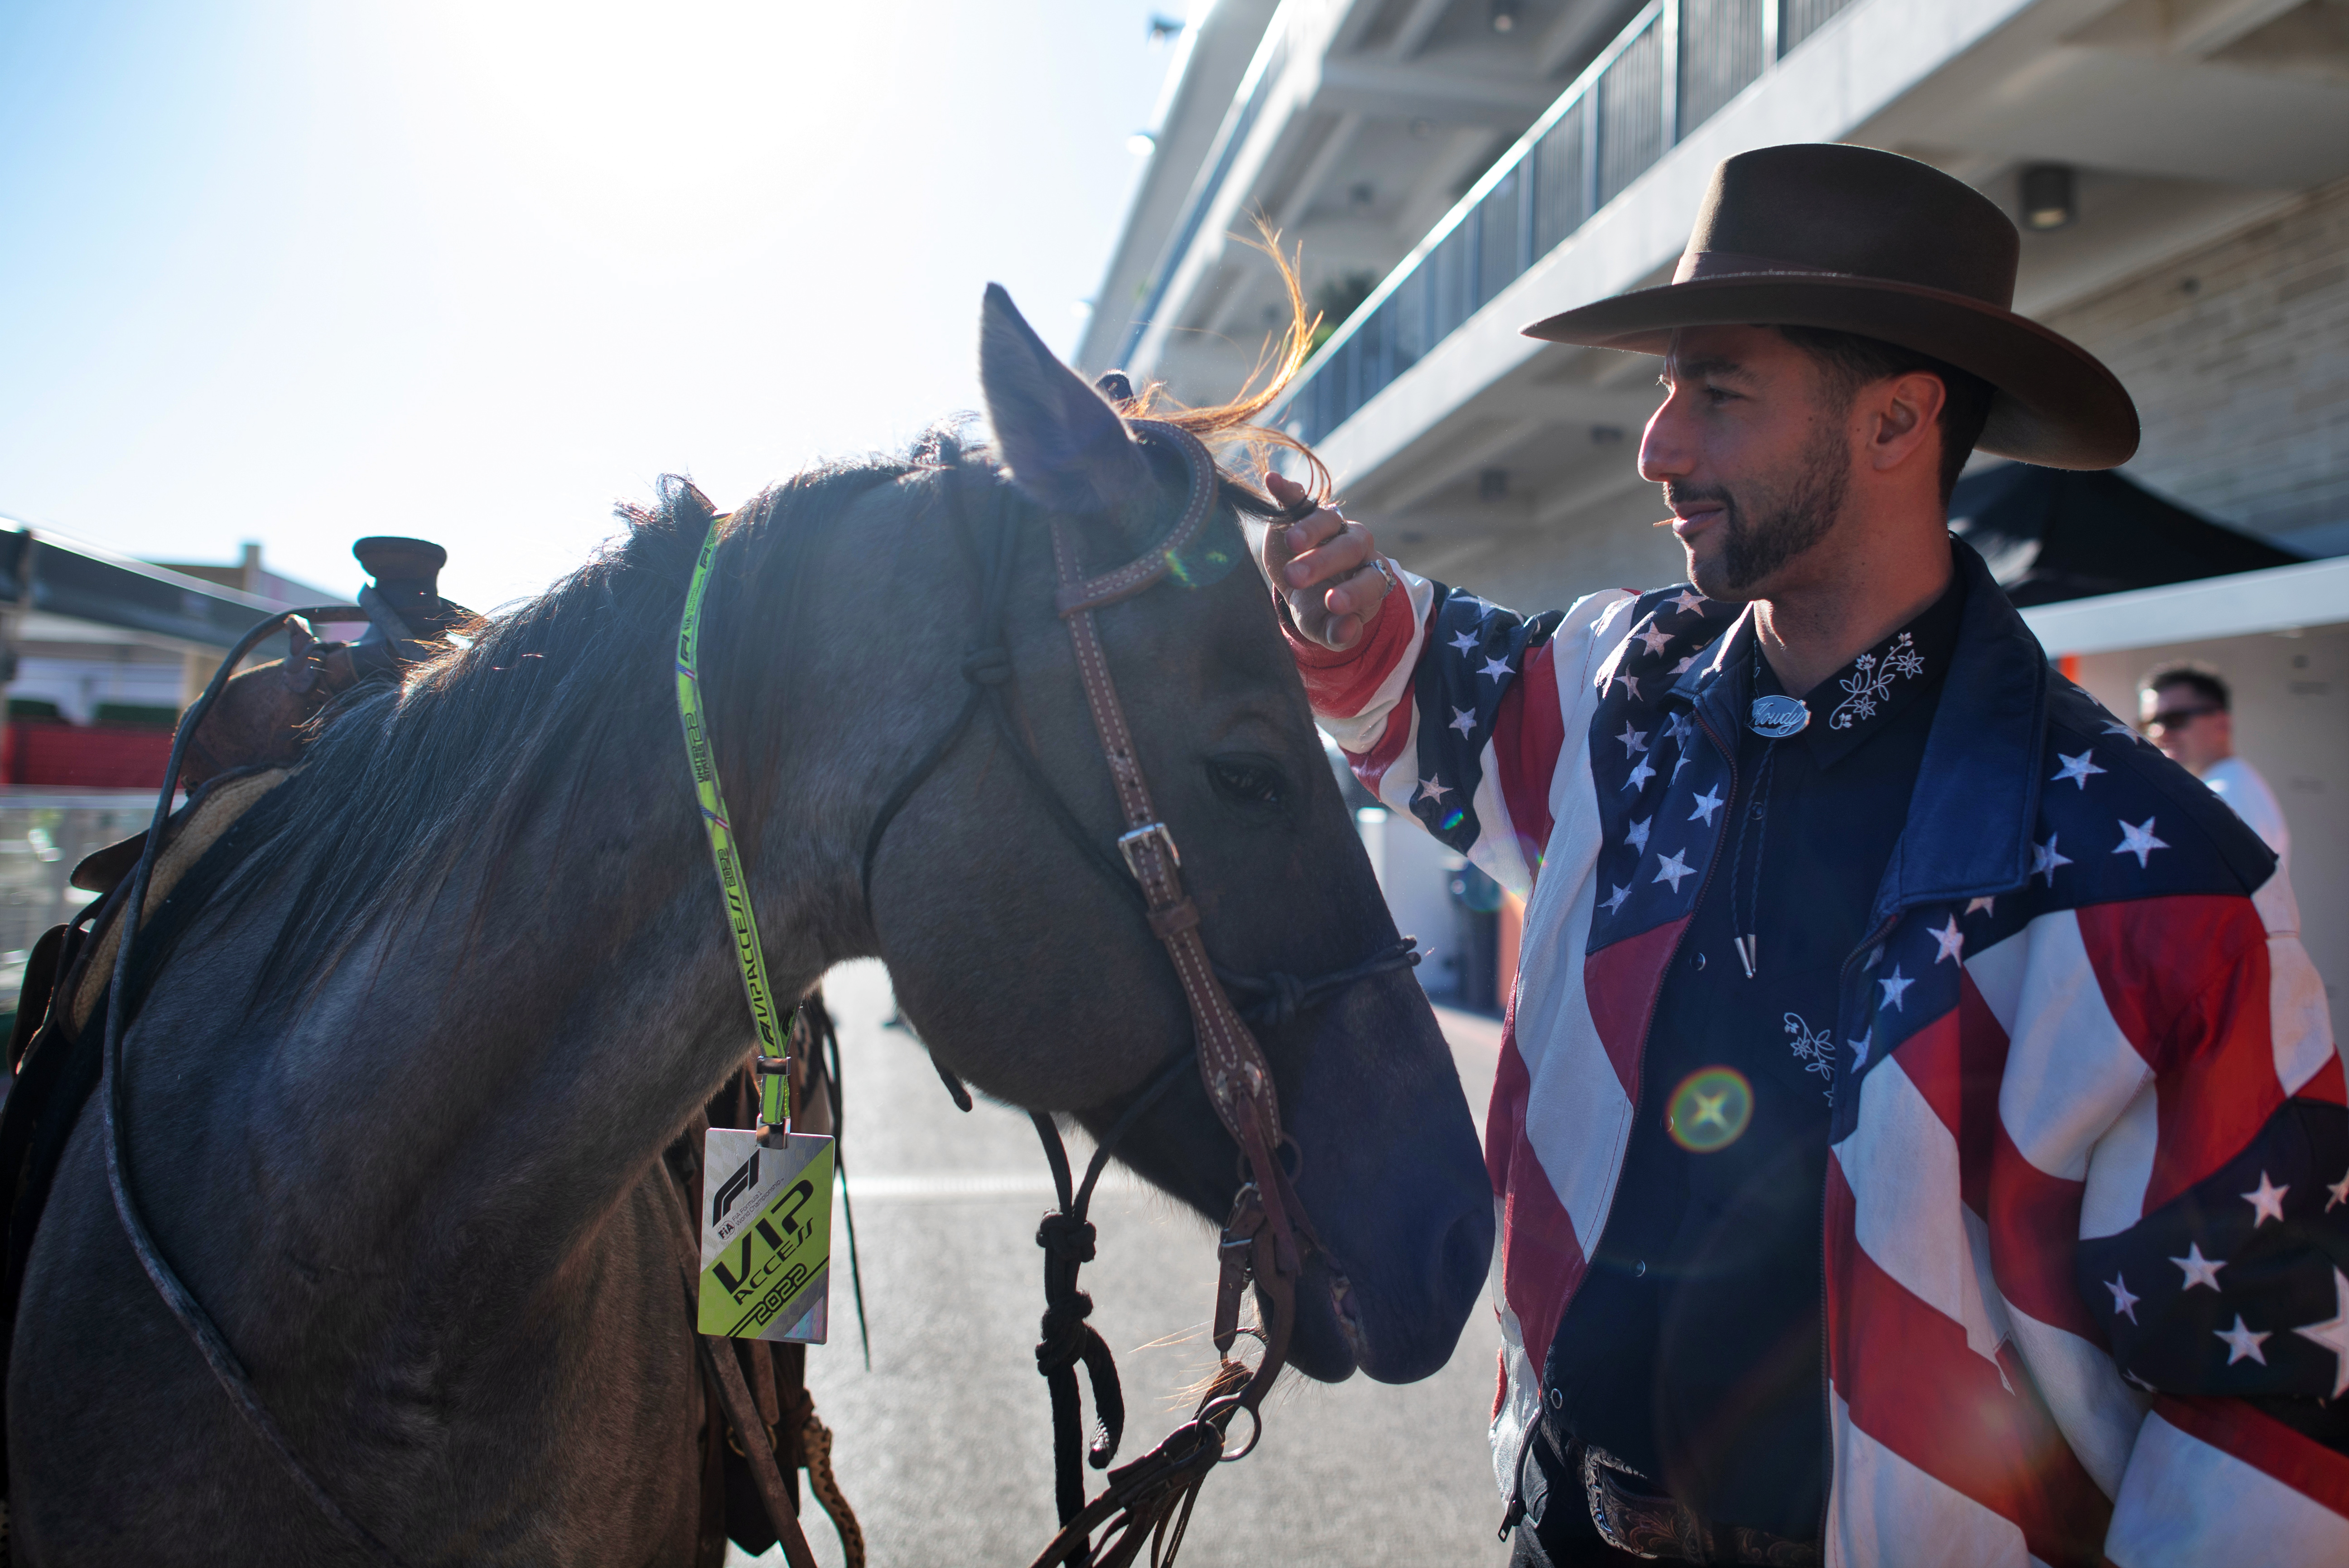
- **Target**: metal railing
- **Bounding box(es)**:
[1116,11,1297,368]
[1282,0,1855,445]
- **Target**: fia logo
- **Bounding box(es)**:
[711,1149,761,1226]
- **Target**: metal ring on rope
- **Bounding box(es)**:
[1196,1394,1264,1463]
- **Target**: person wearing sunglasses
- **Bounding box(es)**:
[2140,665,2291,871]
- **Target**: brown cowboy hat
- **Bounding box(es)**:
[1522,143,2139,469]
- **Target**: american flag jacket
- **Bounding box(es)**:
[1291,539,2349,1564]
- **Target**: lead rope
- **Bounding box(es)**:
[1027,1050,1198,1565]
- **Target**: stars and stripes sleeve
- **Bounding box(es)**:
[1960,706,2349,1558]
[1819,681,2349,1564]
[1284,561,1623,897]
[2070,880,2349,1560]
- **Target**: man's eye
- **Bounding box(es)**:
[1208,757,1285,807]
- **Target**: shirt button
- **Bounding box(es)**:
[1635,1260,1648,1279]
[1694,952,1706,971]
[1547,1387,1564,1411]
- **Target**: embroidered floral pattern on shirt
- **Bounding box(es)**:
[1829,632,1927,730]
[1785,1012,1835,1100]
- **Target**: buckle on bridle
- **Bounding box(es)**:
[1116,821,1181,881]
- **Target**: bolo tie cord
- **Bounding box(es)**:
[1727,642,1785,979]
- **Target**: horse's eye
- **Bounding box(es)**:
[1207,756,1285,808]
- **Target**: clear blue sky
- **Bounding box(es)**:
[0,0,1188,609]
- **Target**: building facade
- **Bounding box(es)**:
[1084,0,2349,1001]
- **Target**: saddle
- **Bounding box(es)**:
[0,536,859,1568]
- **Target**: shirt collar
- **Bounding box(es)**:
[1665,538,2051,917]
[1758,571,1967,769]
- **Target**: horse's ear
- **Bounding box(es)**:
[979,284,1151,516]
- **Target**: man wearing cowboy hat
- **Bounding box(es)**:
[1261,145,2349,1565]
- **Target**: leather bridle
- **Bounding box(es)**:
[858,417,1418,1568]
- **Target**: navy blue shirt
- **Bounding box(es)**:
[1538,574,1967,1543]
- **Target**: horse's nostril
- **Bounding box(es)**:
[1439,1204,1493,1301]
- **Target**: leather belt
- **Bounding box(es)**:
[1579,1445,1820,1567]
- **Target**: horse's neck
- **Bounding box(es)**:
[189,498,960,1314]
[177,765,844,1328]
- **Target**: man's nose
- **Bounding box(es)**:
[1639,395,1690,485]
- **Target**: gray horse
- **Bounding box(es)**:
[7,289,1491,1564]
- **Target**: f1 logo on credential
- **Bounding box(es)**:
[711,1149,760,1226]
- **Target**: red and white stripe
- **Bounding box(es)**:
[1474,589,1641,1490]
[2106,1398,2349,1566]
[1820,886,2347,1563]
[1292,560,1433,789]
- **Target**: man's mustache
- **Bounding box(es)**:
[1662,482,1735,512]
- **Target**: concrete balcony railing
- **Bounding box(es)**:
[1283,0,1855,445]
[1115,12,1300,370]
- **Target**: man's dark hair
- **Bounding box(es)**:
[2143,664,2230,712]
[1775,325,1997,505]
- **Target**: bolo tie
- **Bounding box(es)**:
[1730,643,1809,978]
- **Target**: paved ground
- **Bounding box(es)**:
[729,959,1513,1568]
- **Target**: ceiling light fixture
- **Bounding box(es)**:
[2020,164,2075,231]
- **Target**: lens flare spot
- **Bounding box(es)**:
[1667,1067,1751,1153]
[1440,809,1466,832]
[1166,541,1237,588]
[1164,517,1245,590]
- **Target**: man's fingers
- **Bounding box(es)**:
[1320,561,1392,620]
[1259,478,1389,651]
[1264,473,1346,550]
[1279,509,1343,560]
[1281,519,1363,586]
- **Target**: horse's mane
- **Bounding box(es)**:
[218,434,959,991]
[215,245,1322,994]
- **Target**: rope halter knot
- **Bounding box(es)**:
[960,646,1014,686]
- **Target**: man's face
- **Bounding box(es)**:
[1637,324,1854,602]
[2140,681,2233,772]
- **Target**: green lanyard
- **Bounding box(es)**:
[675,518,790,1130]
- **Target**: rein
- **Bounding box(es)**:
[857,419,1417,1568]
[97,604,415,1568]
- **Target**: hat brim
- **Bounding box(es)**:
[1522,274,2139,470]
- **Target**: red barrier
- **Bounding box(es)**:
[1,720,176,789]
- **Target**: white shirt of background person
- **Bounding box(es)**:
[2140,667,2292,878]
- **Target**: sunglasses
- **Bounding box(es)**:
[2142,704,2221,733]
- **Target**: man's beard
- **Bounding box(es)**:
[1667,423,1850,595]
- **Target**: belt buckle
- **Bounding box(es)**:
[1580,1445,1669,1559]
[1577,1444,1820,1567]
[1117,821,1181,881]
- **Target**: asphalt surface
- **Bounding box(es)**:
[728,959,1512,1568]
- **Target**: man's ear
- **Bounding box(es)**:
[979,283,1152,516]
[1869,370,1948,475]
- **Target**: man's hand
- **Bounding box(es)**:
[1262,472,1395,652]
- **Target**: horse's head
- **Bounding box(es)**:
[863,287,1492,1385]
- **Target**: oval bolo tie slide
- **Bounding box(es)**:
[1749,695,1810,738]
